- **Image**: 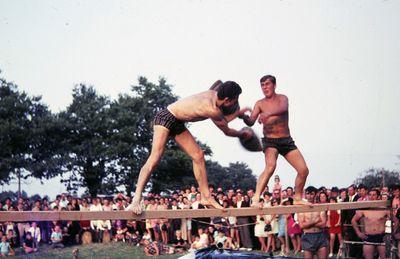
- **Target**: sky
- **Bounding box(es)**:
[0,0,399,199]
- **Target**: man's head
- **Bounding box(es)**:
[348,184,356,196]
[286,187,294,197]
[217,81,242,106]
[305,186,318,203]
[260,75,276,98]
[358,184,367,197]
[369,189,380,200]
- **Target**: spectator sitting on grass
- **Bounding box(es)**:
[0,235,15,256]
[143,239,159,256]
[114,225,126,242]
[23,232,37,253]
[189,235,205,251]
[126,220,142,246]
[141,230,152,245]
[6,229,16,250]
[51,225,64,248]
[172,230,187,253]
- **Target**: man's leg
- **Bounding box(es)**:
[132,126,170,214]
[284,149,309,204]
[362,244,375,259]
[377,245,386,259]
[252,148,279,207]
[316,246,328,259]
[174,130,223,209]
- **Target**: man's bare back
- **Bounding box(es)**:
[167,90,222,122]
[132,81,248,214]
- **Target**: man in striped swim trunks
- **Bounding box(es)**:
[132,81,251,214]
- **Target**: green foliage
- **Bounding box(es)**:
[206,161,257,191]
[0,74,59,184]
[57,84,114,196]
[354,167,400,190]
[0,72,258,196]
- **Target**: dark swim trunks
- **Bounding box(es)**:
[301,232,329,252]
[261,136,297,156]
[153,108,187,136]
[364,233,385,245]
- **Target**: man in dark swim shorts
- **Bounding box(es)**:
[132,81,251,214]
[298,186,328,259]
[352,189,390,259]
[241,75,309,206]
[261,136,297,156]
[153,108,187,136]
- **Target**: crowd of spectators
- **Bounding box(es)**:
[0,176,400,257]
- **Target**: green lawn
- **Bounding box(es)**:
[13,242,182,259]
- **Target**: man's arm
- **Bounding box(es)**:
[258,95,288,123]
[298,213,317,229]
[242,102,261,126]
[314,211,327,228]
[211,113,244,138]
[224,107,252,123]
[351,211,366,239]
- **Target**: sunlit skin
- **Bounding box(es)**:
[132,88,250,214]
[351,190,390,259]
[242,77,309,207]
[298,193,328,259]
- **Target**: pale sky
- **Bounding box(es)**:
[1,0,399,199]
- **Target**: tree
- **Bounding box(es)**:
[57,84,114,196]
[354,167,400,190]
[206,161,257,191]
[0,73,59,188]
[108,77,213,195]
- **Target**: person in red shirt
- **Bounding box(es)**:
[327,197,342,257]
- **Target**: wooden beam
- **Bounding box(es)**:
[0,200,389,222]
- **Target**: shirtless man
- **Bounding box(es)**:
[298,186,328,259]
[241,75,309,206]
[351,189,389,259]
[131,81,250,214]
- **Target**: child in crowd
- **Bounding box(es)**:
[23,232,37,254]
[141,230,152,244]
[273,175,282,192]
[6,229,16,250]
[172,230,187,253]
[50,225,64,248]
[0,235,15,256]
[190,235,205,251]
[114,225,126,242]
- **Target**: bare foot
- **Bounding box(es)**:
[131,199,143,214]
[200,198,226,211]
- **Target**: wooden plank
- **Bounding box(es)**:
[0,200,389,222]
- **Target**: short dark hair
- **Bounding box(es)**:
[260,75,276,85]
[305,186,318,194]
[331,187,339,193]
[370,188,380,197]
[217,81,242,100]
[358,184,367,190]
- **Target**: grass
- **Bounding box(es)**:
[13,242,181,259]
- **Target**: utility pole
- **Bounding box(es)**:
[17,169,21,198]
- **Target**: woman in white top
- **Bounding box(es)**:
[254,202,268,251]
